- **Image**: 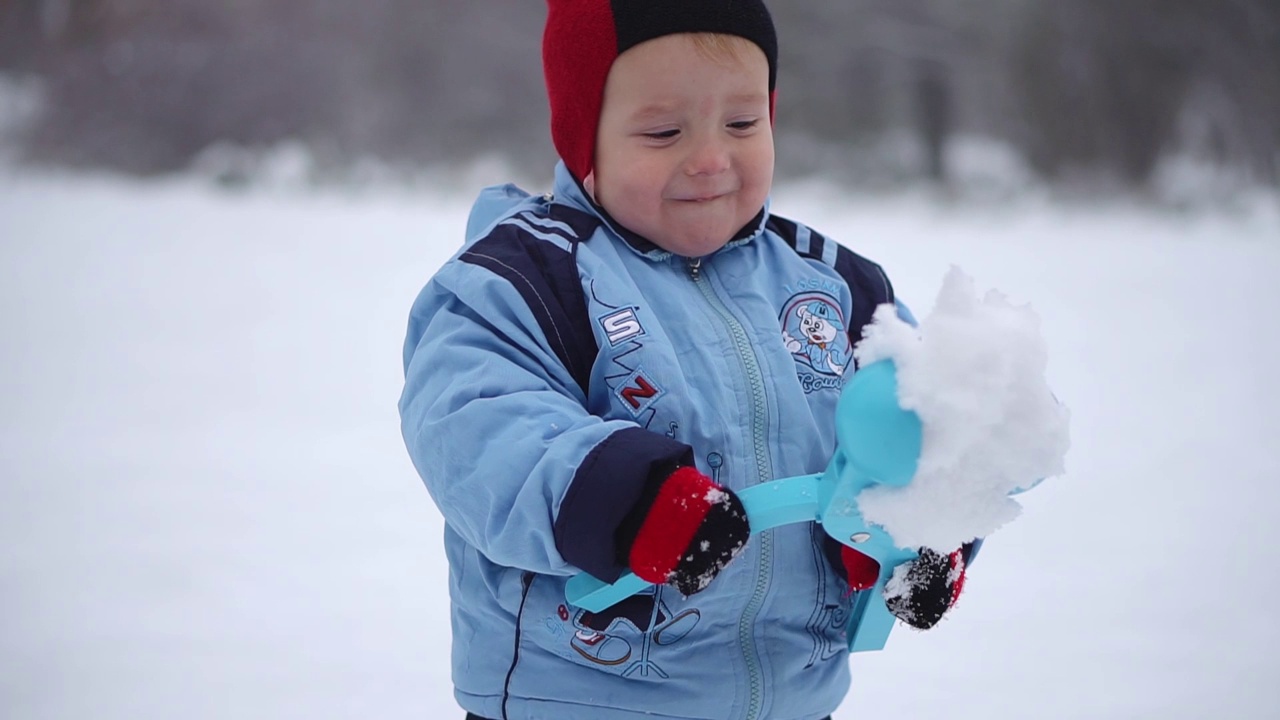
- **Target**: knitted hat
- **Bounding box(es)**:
[543,0,778,183]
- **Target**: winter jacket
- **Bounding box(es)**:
[399,162,907,720]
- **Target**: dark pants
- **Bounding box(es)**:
[465,707,834,712]
[467,715,832,720]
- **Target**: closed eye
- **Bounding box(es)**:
[728,119,759,131]
[643,129,680,140]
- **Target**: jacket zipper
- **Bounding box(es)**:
[687,256,773,720]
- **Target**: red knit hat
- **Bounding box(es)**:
[543,0,778,183]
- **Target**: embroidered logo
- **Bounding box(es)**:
[592,285,666,429]
[599,307,646,347]
[615,367,663,416]
[780,292,851,393]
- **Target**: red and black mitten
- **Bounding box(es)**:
[616,466,751,596]
[883,545,971,630]
[837,544,882,592]
[836,544,971,630]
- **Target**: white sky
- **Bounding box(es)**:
[1,169,1278,720]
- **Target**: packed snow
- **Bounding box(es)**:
[1,166,1278,720]
[854,266,1072,551]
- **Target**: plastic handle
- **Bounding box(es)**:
[564,474,824,611]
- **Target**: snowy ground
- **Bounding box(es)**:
[1,168,1278,720]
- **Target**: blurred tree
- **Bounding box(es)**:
[356,0,550,169]
[0,0,42,71]
[772,0,974,182]
[1167,0,1280,185]
[26,0,324,172]
[9,0,1277,189]
[20,0,553,174]
[913,58,951,182]
[1010,0,1279,186]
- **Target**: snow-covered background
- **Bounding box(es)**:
[2,165,1278,720]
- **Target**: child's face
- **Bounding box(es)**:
[588,34,774,258]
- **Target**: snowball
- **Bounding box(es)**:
[852,267,1071,551]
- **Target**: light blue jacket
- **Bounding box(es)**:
[400,162,902,720]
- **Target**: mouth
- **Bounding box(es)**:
[672,191,732,203]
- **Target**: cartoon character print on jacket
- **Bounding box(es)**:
[781,293,852,393]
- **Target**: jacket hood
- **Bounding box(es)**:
[465,181,538,243]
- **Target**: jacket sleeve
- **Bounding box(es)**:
[399,257,690,581]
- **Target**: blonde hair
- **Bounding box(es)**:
[688,32,760,67]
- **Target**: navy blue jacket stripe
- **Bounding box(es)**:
[806,227,827,265]
[547,202,608,242]
[833,249,893,340]
[767,214,894,344]
[518,211,579,238]
[460,223,597,396]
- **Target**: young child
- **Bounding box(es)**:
[400,2,973,719]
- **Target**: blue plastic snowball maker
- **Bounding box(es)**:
[564,360,924,653]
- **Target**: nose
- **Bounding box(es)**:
[684,134,730,177]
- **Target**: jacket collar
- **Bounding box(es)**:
[551,161,770,261]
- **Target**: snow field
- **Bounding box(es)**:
[1,171,1278,719]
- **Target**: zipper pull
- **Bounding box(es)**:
[688,257,702,279]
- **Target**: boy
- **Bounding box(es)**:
[400,2,971,718]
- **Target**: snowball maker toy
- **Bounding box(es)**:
[565,360,924,653]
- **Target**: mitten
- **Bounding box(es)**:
[883,545,971,630]
[616,466,751,596]
[838,545,882,592]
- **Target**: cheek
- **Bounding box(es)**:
[607,157,664,197]
[611,174,662,215]
[743,139,774,179]
[628,166,668,199]
[598,165,670,231]
[736,146,774,207]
